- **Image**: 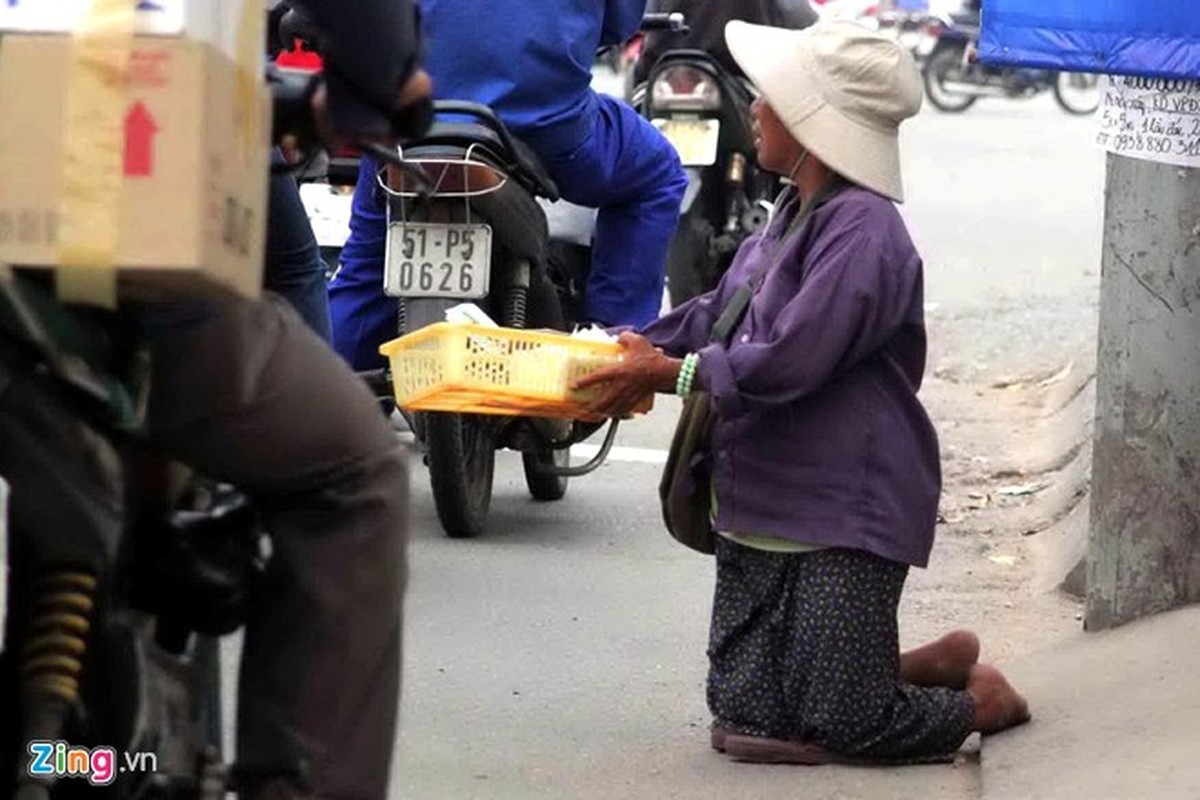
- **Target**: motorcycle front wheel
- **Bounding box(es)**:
[426,412,496,538]
[923,45,978,113]
[1053,72,1101,115]
[522,447,569,501]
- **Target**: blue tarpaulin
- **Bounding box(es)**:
[978,1,1200,80]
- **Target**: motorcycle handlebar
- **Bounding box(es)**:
[278,8,320,52]
[267,64,433,193]
[268,3,434,148]
[267,64,317,148]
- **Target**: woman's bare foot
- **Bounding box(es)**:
[967,664,1031,734]
[900,629,981,689]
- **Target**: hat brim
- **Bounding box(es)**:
[725,20,906,202]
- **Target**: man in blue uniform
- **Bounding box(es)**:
[328,0,689,371]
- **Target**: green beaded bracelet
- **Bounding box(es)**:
[676,352,700,397]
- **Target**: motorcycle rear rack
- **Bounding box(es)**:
[376,144,511,201]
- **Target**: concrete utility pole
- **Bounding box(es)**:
[1087,154,1200,631]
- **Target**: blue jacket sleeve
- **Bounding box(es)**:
[695,228,923,420]
[637,235,767,358]
[340,154,389,271]
[290,0,422,139]
[601,0,648,46]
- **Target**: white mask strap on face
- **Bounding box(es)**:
[788,149,810,184]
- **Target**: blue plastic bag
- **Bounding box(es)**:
[978,0,1200,80]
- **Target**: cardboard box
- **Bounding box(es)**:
[0,33,270,301]
[0,0,253,61]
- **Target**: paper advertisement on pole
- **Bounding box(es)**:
[1096,76,1200,169]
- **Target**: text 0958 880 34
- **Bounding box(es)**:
[1097,76,1200,167]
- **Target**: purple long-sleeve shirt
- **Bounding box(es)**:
[642,186,941,568]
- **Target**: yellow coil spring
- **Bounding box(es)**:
[20,571,98,705]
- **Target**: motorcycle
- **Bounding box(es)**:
[632,46,778,307]
[365,102,618,539]
[917,11,1100,114]
[347,14,687,540]
[0,273,268,800]
[0,43,424,798]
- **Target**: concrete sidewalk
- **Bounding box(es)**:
[980,605,1200,800]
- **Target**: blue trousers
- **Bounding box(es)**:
[328,93,686,371]
[265,152,332,342]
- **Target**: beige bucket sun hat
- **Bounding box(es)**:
[725,19,922,202]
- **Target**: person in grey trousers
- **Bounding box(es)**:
[139,3,430,797]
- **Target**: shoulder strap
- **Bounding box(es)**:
[708,180,846,346]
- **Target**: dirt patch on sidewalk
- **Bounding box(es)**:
[899,358,1094,666]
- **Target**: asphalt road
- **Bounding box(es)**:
[224,82,1105,799]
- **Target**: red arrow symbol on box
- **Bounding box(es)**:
[123,101,159,178]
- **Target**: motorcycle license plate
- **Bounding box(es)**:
[653,118,720,167]
[384,223,492,299]
[299,183,354,249]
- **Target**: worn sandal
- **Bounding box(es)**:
[711,726,958,766]
[721,733,835,765]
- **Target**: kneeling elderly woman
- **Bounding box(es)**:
[575,20,1030,763]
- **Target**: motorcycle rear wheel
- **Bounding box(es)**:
[923,45,978,113]
[426,412,496,538]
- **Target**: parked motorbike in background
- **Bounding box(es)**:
[917,11,1100,114]
[632,46,778,307]
[872,6,937,64]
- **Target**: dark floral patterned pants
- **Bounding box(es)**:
[707,539,975,761]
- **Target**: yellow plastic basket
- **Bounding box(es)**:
[378,322,653,420]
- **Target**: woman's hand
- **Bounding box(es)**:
[572,332,680,418]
